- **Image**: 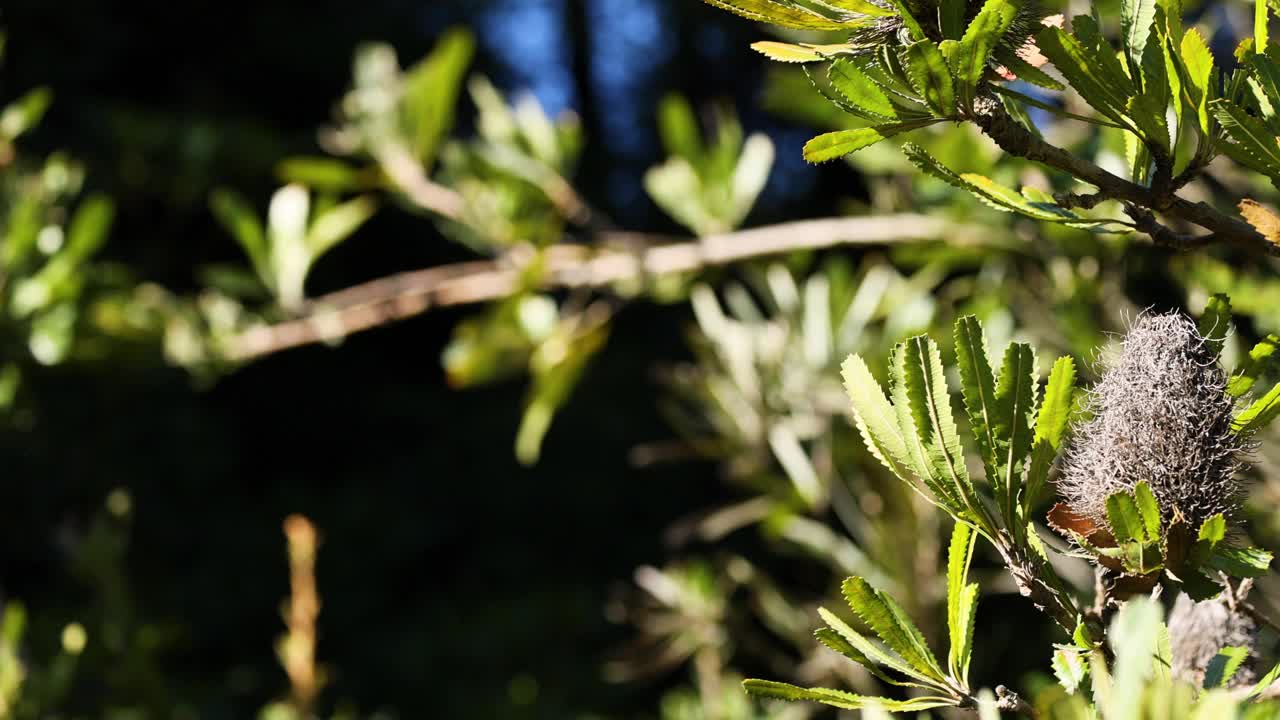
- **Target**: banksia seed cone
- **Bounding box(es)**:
[1058,313,1247,529]
[1168,593,1257,688]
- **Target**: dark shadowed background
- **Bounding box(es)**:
[0,1,886,717]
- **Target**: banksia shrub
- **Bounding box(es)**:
[1058,312,1247,529]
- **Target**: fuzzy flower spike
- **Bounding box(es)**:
[1058,312,1248,530]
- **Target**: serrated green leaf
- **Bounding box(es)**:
[902,41,955,116]
[993,48,1066,90]
[1122,0,1158,64]
[994,342,1036,523]
[890,343,964,512]
[752,41,855,62]
[900,336,981,522]
[802,120,935,163]
[1106,490,1146,544]
[1180,29,1214,135]
[1258,0,1270,49]
[1205,646,1250,688]
[842,354,915,482]
[955,0,1021,109]
[1247,661,1280,701]
[742,680,957,711]
[814,628,931,688]
[820,0,898,14]
[1213,99,1280,179]
[1053,646,1089,693]
[1199,514,1227,545]
[1229,334,1279,397]
[1233,381,1280,435]
[902,143,1110,226]
[953,316,1002,488]
[1208,545,1273,577]
[818,607,940,685]
[1133,482,1162,541]
[946,521,978,681]
[1199,293,1232,355]
[829,59,900,119]
[699,0,863,28]
[1026,356,1076,510]
[842,577,947,682]
[1036,23,1134,126]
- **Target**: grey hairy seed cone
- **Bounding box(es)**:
[1057,313,1247,528]
[1168,593,1257,688]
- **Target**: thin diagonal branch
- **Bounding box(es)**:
[223,214,980,361]
[971,97,1278,256]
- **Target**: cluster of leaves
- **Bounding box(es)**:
[732,301,1280,715]
[704,0,1280,249]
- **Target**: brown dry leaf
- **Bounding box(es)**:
[1047,502,1117,547]
[1239,199,1280,246]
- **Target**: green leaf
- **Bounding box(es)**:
[1198,293,1232,355]
[276,157,369,192]
[954,0,1021,109]
[842,354,915,482]
[902,41,956,116]
[0,87,52,141]
[814,628,934,689]
[953,316,1002,488]
[403,28,475,167]
[1228,334,1279,397]
[210,189,270,286]
[1036,23,1134,126]
[657,95,703,160]
[1205,646,1250,688]
[891,344,964,512]
[939,0,967,39]
[1213,99,1280,179]
[817,607,939,685]
[1233,381,1280,435]
[62,193,114,264]
[842,576,947,683]
[1025,356,1076,509]
[1053,646,1090,693]
[993,48,1066,90]
[1258,0,1271,49]
[946,522,979,683]
[306,195,377,260]
[802,120,936,163]
[1133,482,1162,541]
[1199,514,1227,546]
[1122,0,1158,64]
[752,41,854,63]
[699,0,866,28]
[993,342,1036,522]
[1207,545,1273,577]
[742,680,957,711]
[902,144,1116,226]
[1106,490,1146,544]
[1247,660,1280,701]
[1180,29,1214,135]
[829,59,899,120]
[900,336,981,521]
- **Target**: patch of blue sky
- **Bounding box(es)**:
[477,0,577,116]
[588,0,675,158]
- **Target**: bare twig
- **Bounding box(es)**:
[996,685,1040,719]
[224,214,977,360]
